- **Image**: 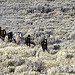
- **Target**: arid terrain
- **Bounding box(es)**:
[0,0,75,75]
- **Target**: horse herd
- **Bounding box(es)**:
[0,27,47,52]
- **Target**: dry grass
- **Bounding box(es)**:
[0,0,75,75]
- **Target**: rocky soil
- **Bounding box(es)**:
[0,0,75,75]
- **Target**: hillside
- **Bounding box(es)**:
[0,0,75,75]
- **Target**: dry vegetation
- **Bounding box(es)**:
[0,0,75,75]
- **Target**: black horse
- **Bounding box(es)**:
[8,32,13,42]
[41,39,47,51]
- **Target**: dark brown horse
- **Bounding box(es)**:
[0,29,6,40]
[25,35,35,47]
[25,35,31,46]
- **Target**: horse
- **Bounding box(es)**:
[0,29,6,40]
[41,39,47,51]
